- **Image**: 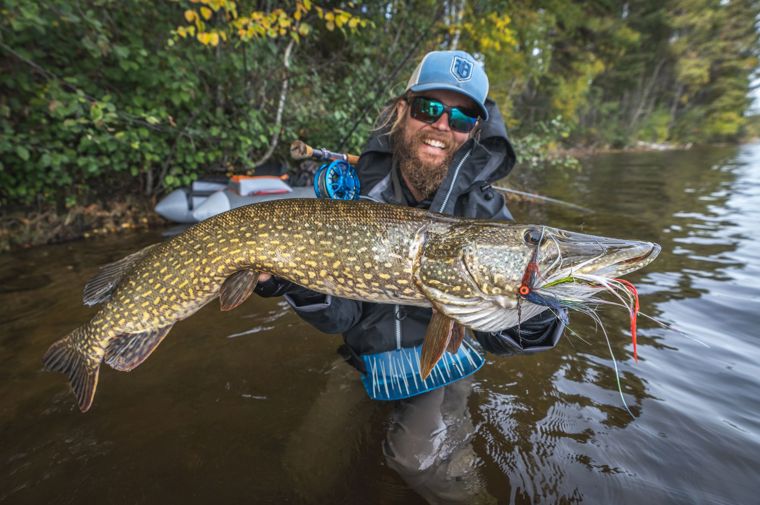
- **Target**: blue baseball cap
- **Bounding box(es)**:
[406,50,489,120]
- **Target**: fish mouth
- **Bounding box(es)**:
[536,228,661,285]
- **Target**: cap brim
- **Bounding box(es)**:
[408,83,489,121]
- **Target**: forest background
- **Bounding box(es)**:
[1,0,758,230]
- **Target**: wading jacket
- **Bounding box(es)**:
[256,99,565,371]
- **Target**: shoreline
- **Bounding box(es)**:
[0,197,166,253]
[557,140,695,158]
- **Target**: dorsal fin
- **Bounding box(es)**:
[83,244,159,306]
[105,324,174,372]
[219,270,259,311]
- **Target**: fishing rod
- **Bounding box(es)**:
[290,140,360,166]
[491,186,594,214]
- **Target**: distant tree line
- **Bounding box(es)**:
[1,0,758,208]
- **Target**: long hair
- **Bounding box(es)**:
[373,93,408,137]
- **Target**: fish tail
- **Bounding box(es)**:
[42,327,100,413]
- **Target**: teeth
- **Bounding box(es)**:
[423,139,446,149]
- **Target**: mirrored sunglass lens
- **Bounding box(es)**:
[415,98,444,121]
[449,108,477,132]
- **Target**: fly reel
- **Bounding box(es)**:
[313,159,361,200]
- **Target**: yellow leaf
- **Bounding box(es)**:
[184,9,197,23]
[177,26,187,38]
[326,20,334,31]
[200,7,212,20]
[209,32,219,46]
[298,23,311,36]
[304,0,312,11]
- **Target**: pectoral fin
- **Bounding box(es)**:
[105,324,174,372]
[219,270,259,311]
[420,310,456,380]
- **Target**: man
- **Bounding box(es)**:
[256,50,565,503]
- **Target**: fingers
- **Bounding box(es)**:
[258,273,272,283]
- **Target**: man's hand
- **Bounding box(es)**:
[258,273,272,283]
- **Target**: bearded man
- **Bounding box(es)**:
[256,51,566,503]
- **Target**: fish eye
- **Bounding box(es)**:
[524,228,544,245]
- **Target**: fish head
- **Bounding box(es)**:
[417,221,660,332]
[462,224,661,307]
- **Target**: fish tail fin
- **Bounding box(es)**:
[42,328,100,413]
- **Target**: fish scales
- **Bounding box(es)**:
[42,198,661,412]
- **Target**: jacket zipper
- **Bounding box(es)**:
[440,148,472,212]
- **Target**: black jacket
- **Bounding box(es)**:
[257,99,565,368]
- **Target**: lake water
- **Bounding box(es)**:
[1,145,759,504]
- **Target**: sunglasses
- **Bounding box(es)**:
[408,96,480,133]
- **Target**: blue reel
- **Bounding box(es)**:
[313,160,360,200]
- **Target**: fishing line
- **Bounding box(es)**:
[599,318,636,419]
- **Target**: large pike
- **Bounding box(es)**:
[43,199,660,411]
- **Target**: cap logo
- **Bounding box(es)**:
[450,56,473,82]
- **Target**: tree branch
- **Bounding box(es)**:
[250,38,295,170]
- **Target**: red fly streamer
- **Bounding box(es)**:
[614,278,640,362]
[519,240,542,298]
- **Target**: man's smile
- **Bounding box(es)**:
[422,138,447,149]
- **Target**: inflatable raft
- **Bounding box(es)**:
[154,159,360,224]
[154,176,316,223]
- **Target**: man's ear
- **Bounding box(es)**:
[396,99,408,118]
[469,121,482,141]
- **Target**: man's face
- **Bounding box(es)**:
[392,89,479,199]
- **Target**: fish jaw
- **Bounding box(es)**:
[535,227,661,286]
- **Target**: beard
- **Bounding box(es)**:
[391,123,455,200]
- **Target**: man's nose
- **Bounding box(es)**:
[431,112,450,131]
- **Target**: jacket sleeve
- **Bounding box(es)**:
[473,309,567,356]
[254,276,363,334]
